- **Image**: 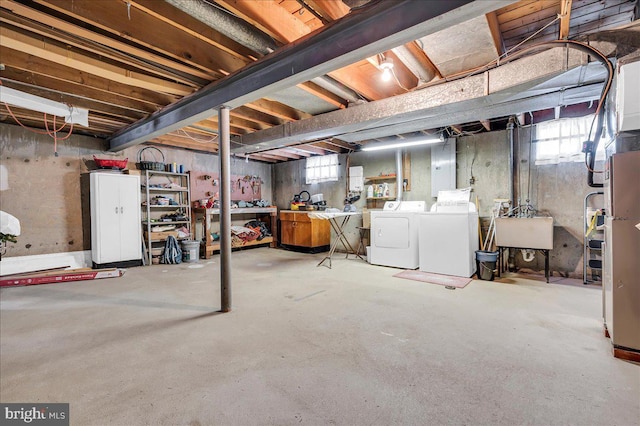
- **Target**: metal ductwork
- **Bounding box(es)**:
[165,0,362,104]
[392,45,436,83]
[312,76,363,104]
[164,0,276,55]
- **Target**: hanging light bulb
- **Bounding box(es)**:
[380,57,394,82]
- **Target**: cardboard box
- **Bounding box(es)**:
[145,231,178,240]
[124,169,141,175]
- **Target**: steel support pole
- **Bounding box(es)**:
[219,106,232,312]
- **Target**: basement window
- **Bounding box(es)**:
[306,154,339,184]
[534,114,605,165]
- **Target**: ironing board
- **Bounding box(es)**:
[307,211,363,268]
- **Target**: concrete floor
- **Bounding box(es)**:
[1,248,638,425]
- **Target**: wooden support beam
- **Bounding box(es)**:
[231,106,285,127]
[480,120,491,131]
[247,99,312,121]
[304,0,351,21]
[151,138,218,153]
[559,0,573,40]
[325,139,356,150]
[268,149,303,160]
[402,151,411,191]
[298,82,347,109]
[256,152,291,162]
[287,148,312,157]
[451,125,463,135]
[243,153,277,163]
[485,11,504,56]
[293,144,327,155]
[197,118,245,137]
[309,141,344,153]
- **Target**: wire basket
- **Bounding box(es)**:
[137,146,165,171]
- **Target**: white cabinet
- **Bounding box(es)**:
[90,172,142,267]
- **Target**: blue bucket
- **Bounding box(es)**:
[476,250,498,280]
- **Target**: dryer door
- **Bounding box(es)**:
[374,216,410,249]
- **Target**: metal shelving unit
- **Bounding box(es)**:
[584,191,604,284]
[141,170,191,265]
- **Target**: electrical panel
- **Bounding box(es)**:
[431,138,456,196]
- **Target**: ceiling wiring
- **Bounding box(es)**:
[0,81,75,156]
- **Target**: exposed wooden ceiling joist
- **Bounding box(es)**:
[33,0,248,78]
[559,0,573,39]
[0,24,193,95]
[0,1,211,83]
[109,0,510,150]
[0,68,154,116]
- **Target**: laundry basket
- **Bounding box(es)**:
[137,146,165,171]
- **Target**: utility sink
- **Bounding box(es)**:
[495,217,554,250]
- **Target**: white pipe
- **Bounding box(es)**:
[395,149,403,202]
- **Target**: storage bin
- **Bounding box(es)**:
[475,250,498,281]
[181,240,200,263]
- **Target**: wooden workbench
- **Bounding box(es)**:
[192,207,278,258]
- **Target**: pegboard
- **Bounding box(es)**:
[190,171,263,203]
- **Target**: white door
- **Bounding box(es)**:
[93,173,121,263]
[118,175,142,261]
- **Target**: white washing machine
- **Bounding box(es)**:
[370,201,427,269]
[419,202,479,277]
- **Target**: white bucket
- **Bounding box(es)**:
[181,240,200,263]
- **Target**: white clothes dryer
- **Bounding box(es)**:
[369,201,427,269]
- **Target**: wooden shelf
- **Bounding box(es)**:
[143,221,190,225]
[146,187,189,192]
[193,207,278,259]
[367,196,394,200]
[193,207,277,215]
[365,175,396,182]
[205,236,274,253]
[147,204,189,208]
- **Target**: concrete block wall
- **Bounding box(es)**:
[0,124,271,259]
[1,121,601,278]
[273,128,600,279]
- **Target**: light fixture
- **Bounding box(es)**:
[361,136,441,152]
[380,57,394,82]
[0,86,88,127]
